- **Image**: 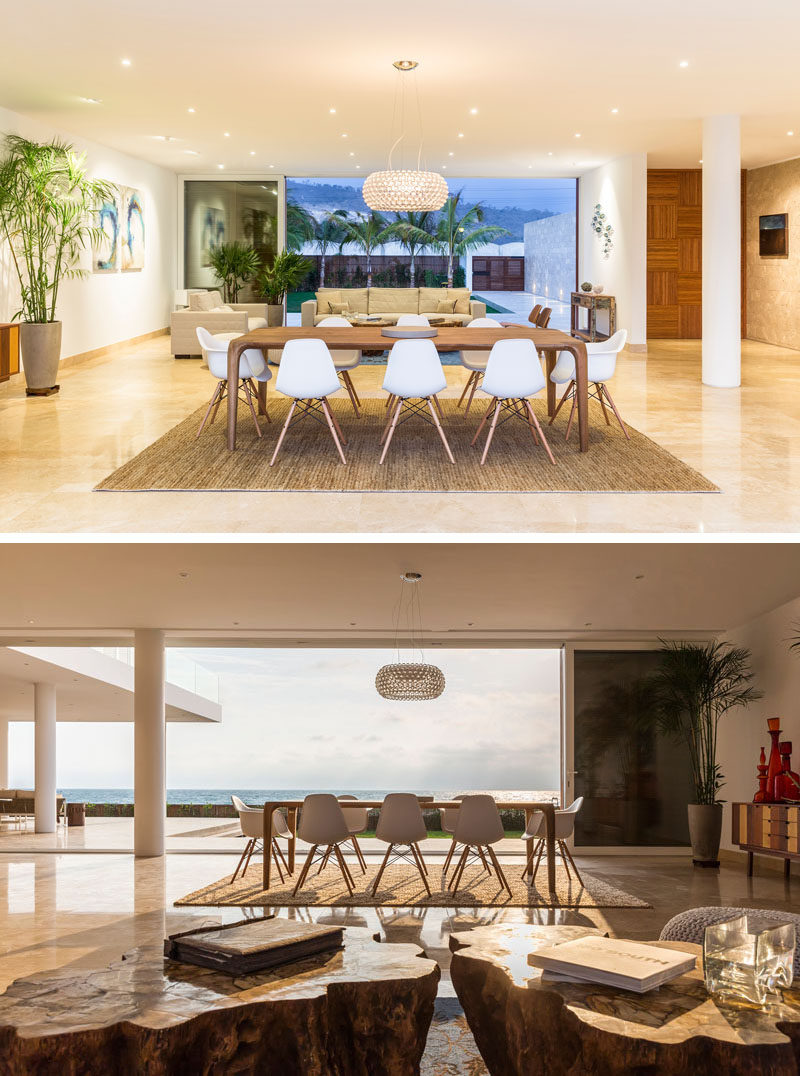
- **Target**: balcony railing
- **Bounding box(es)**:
[93,648,220,704]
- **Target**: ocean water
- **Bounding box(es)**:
[58,788,559,805]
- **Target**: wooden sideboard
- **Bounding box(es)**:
[731,801,799,878]
[570,292,616,342]
[0,323,20,383]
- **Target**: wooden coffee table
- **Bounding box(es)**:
[450,923,800,1074]
[0,925,439,1075]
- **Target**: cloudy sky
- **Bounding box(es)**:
[10,648,561,794]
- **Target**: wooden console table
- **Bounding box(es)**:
[0,323,20,383]
[570,292,616,342]
[732,801,799,878]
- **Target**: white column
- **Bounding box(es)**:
[702,114,741,387]
[34,683,57,833]
[0,718,9,788]
[134,629,166,857]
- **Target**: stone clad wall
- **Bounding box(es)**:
[747,158,800,350]
[524,212,577,304]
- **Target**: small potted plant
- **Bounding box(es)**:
[0,134,115,395]
[256,250,312,326]
[650,639,762,866]
[206,240,261,303]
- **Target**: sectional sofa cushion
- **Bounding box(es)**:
[418,287,471,314]
[316,288,369,315]
[367,287,420,314]
[189,290,225,312]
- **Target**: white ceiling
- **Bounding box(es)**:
[2,0,799,174]
[0,543,797,643]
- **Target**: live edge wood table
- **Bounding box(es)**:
[262,798,558,897]
[449,923,800,1075]
[0,926,439,1076]
[226,326,590,453]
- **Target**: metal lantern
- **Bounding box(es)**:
[375,662,446,701]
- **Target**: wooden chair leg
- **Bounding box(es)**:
[548,381,574,426]
[464,372,482,416]
[413,843,428,874]
[520,840,538,880]
[320,397,347,465]
[410,843,431,895]
[270,400,297,466]
[232,839,253,882]
[242,379,263,438]
[291,844,318,896]
[371,843,394,895]
[274,839,290,873]
[443,838,458,878]
[210,380,228,425]
[427,397,456,464]
[272,841,285,884]
[457,371,475,408]
[564,395,578,442]
[524,401,556,464]
[350,834,367,873]
[599,383,630,440]
[530,841,546,882]
[380,396,401,444]
[432,393,445,419]
[334,844,354,894]
[379,399,403,464]
[197,383,224,440]
[340,371,361,417]
[561,842,585,886]
[477,846,492,873]
[595,382,612,425]
[449,845,470,892]
[487,846,513,897]
[558,840,572,881]
[479,401,502,465]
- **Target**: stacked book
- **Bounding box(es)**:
[164,917,344,974]
[528,936,696,994]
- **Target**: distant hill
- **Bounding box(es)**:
[287,181,554,242]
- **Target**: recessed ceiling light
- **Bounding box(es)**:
[250,150,256,156]
[457,132,464,138]
[699,158,703,163]
[548,151,553,156]
[223,131,230,137]
[349,151,355,156]
[611,108,619,114]
[355,164,361,169]
[121,58,131,66]
[217,163,224,169]
[269,163,275,168]
[80,97,101,104]
[679,60,689,67]
[574,132,581,138]
[187,107,195,113]
[788,130,795,136]
[448,151,454,156]
[329,107,336,113]
[528,164,533,169]
[469,107,478,115]
[341,132,348,138]
[442,164,447,169]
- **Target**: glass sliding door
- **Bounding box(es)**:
[183,179,279,297]
[569,648,692,850]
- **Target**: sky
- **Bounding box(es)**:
[9,648,561,792]
[288,177,577,216]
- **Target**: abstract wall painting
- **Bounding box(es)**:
[200,207,226,267]
[92,187,120,272]
[121,187,145,270]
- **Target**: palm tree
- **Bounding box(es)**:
[434,191,510,287]
[316,210,349,288]
[337,211,398,288]
[285,198,315,253]
[393,211,436,287]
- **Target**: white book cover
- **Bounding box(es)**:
[528,936,696,993]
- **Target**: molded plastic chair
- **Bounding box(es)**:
[448,795,511,896]
[380,338,455,465]
[441,794,468,877]
[521,797,584,886]
[549,329,629,441]
[230,794,291,883]
[292,793,356,895]
[337,795,368,873]
[371,793,431,896]
[470,338,555,466]
[527,303,543,325]
[271,338,348,466]
[457,317,502,415]
[316,316,362,416]
[195,327,271,440]
[396,314,430,326]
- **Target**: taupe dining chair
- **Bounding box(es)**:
[337,795,368,873]
[371,793,431,896]
[448,795,512,896]
[291,794,356,896]
[230,794,291,883]
[521,797,584,886]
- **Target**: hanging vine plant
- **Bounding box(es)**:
[591,203,614,258]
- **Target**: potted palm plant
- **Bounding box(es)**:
[0,134,114,395]
[255,250,312,326]
[650,640,762,866]
[206,240,261,303]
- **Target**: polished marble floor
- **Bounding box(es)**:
[1,335,799,533]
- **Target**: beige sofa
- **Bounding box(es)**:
[0,789,66,827]
[301,287,486,327]
[170,290,269,357]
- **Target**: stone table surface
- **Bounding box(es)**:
[449,923,800,1075]
[0,924,439,1076]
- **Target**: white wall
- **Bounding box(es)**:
[578,154,647,349]
[0,104,177,359]
[718,595,800,852]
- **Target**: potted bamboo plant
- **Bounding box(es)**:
[206,240,261,303]
[256,250,312,326]
[650,639,762,866]
[0,134,114,395]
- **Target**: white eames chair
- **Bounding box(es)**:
[521,797,584,886]
[457,317,502,415]
[549,329,629,441]
[270,338,348,466]
[396,314,430,326]
[470,338,555,466]
[371,793,431,896]
[337,795,369,873]
[380,338,454,465]
[317,316,362,417]
[230,794,291,883]
[448,795,512,896]
[292,794,356,896]
[195,327,271,440]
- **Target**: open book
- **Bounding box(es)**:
[528,936,696,993]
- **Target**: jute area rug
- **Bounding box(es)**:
[175,862,650,910]
[96,397,717,494]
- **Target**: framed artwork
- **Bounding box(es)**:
[121,187,145,270]
[200,206,226,266]
[92,187,120,272]
[759,213,788,258]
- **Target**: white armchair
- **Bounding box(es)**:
[170,290,269,357]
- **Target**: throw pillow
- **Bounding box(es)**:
[436,299,457,313]
[189,290,224,312]
[328,301,351,315]
[211,305,234,312]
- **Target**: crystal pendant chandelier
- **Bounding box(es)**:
[362,61,448,213]
[376,571,445,701]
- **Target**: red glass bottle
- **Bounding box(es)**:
[754,747,769,803]
[766,718,783,802]
[775,742,800,802]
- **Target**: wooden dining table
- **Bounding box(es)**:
[261,798,558,896]
[226,325,590,453]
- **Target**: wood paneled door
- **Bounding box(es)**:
[472,257,525,291]
[647,169,746,340]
